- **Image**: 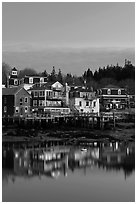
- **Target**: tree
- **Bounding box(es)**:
[57,69,63,83]
[49,66,57,82]
[64,73,73,85]
[2,62,11,85]
[41,70,48,77]
[98,78,117,88]
[18,68,38,79]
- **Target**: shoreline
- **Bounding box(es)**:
[2,122,135,144]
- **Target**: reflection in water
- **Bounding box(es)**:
[2,141,135,183]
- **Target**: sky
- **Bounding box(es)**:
[2,2,135,75]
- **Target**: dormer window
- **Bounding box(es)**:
[29,77,33,84]
[118,89,121,95]
[107,89,111,95]
[40,77,44,83]
[12,71,17,75]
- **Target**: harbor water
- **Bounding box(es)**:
[2,139,135,202]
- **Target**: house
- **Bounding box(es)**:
[2,86,31,117]
[8,67,20,88]
[28,81,70,116]
[69,86,100,115]
[20,75,47,90]
[97,84,129,111]
[128,95,135,109]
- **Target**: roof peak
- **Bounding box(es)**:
[12,67,17,71]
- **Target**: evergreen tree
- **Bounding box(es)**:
[49,66,57,82]
[41,70,48,77]
[57,69,63,83]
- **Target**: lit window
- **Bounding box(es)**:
[29,77,33,84]
[118,89,121,95]
[4,106,7,113]
[107,89,111,95]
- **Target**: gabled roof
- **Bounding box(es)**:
[12,67,17,71]
[28,81,63,91]
[28,82,53,91]
[2,86,30,96]
[2,87,19,95]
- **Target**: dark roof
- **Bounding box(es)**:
[2,87,19,95]
[2,86,30,96]
[71,87,93,93]
[28,83,52,91]
[103,84,119,89]
[28,82,59,91]
[12,67,17,71]
[24,75,47,78]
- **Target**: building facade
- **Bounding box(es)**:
[8,67,20,88]
[20,75,47,90]
[97,84,129,111]
[28,81,70,116]
[2,87,31,117]
[69,87,100,114]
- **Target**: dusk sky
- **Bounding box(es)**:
[2,2,135,75]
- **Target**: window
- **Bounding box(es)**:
[4,106,7,113]
[86,101,89,106]
[4,97,7,104]
[20,98,23,105]
[107,89,111,95]
[12,71,17,75]
[40,77,44,83]
[25,106,28,113]
[15,107,19,113]
[79,101,82,107]
[39,100,45,106]
[14,79,18,85]
[34,91,38,97]
[93,101,96,107]
[29,77,33,84]
[33,100,37,106]
[39,91,45,97]
[118,89,121,95]
[24,97,28,103]
[85,94,88,98]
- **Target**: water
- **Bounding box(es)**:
[2,140,135,202]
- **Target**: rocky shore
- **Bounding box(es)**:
[2,122,135,145]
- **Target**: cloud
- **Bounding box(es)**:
[2,47,135,75]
